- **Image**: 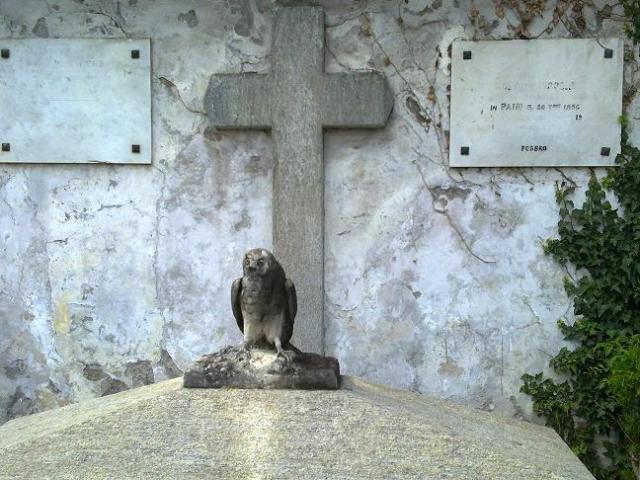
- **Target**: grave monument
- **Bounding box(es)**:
[0,3,609,479]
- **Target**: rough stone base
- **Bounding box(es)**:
[183,345,340,390]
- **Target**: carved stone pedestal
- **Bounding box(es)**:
[183,345,340,390]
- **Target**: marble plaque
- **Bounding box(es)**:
[450,38,623,167]
[0,39,151,164]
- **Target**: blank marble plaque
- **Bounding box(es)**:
[450,38,623,167]
[0,39,151,164]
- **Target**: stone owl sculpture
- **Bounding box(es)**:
[231,248,297,357]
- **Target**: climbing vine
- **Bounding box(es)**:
[621,0,640,44]
[520,5,640,477]
[521,132,640,479]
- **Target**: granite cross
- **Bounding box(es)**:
[204,6,393,354]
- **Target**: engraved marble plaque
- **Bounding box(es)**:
[0,39,151,164]
[450,38,623,167]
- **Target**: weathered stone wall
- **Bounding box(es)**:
[0,0,638,423]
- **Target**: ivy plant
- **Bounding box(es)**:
[521,133,640,479]
[621,0,640,44]
[609,335,640,479]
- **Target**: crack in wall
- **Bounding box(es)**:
[365,13,472,190]
[152,164,168,352]
[413,159,497,264]
[157,76,208,117]
[40,6,130,36]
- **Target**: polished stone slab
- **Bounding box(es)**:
[0,38,151,164]
[450,38,623,167]
[0,377,595,479]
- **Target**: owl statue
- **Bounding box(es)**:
[231,248,297,357]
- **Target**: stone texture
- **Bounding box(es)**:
[183,345,340,389]
[0,376,594,480]
[1,0,639,426]
[205,6,393,355]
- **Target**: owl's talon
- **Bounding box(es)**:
[274,338,289,362]
[275,347,295,365]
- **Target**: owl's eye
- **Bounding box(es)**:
[244,258,250,265]
[257,259,264,266]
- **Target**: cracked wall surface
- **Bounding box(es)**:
[0,0,638,424]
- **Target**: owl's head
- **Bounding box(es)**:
[243,248,276,277]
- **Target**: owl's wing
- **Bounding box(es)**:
[231,278,244,333]
[285,278,297,322]
[282,278,297,346]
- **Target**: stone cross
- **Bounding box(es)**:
[205,6,393,354]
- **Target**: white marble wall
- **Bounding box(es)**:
[0,0,638,423]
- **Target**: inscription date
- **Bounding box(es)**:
[490,103,582,112]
